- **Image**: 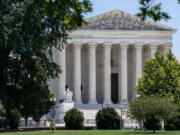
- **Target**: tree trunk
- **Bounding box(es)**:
[25,117,28,127]
[163,119,166,130]
[153,118,156,134]
[0,51,10,129]
[0,72,8,129]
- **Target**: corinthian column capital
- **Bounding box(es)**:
[164,42,172,49]
[119,42,128,51]
[73,42,82,50]
[134,42,144,50]
[87,42,97,49]
[103,42,112,48]
[150,42,159,49]
[164,43,172,54]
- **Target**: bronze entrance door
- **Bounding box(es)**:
[111,73,118,104]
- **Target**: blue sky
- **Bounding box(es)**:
[85,0,180,57]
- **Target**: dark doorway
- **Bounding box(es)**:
[111,73,118,104]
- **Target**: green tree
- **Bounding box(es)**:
[4,82,53,126]
[0,102,5,128]
[8,108,21,129]
[0,0,92,128]
[165,116,180,130]
[129,96,177,133]
[136,52,180,105]
[22,81,53,125]
[137,0,180,21]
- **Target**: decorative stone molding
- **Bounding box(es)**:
[73,42,82,50]
[103,42,112,46]
[87,42,97,49]
[150,42,159,47]
[134,42,144,50]
[149,42,159,51]
[164,43,172,48]
[163,43,172,54]
[147,43,159,59]
[83,10,175,31]
[119,42,129,51]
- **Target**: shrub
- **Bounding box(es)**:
[64,108,84,129]
[95,107,121,129]
[8,109,21,129]
[144,118,161,130]
[0,102,5,128]
[165,116,180,130]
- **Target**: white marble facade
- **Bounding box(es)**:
[50,10,176,121]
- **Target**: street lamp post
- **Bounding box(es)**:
[101,97,103,109]
[49,97,57,133]
[120,100,129,129]
[50,97,56,121]
[120,104,123,129]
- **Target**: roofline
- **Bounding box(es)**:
[84,10,176,32]
[72,29,176,35]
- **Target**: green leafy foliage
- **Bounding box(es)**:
[129,96,177,132]
[0,102,5,128]
[0,0,92,128]
[136,52,180,105]
[7,108,20,129]
[144,118,161,130]
[165,116,180,130]
[95,107,121,129]
[64,108,84,129]
[137,0,171,21]
[130,96,177,121]
[44,0,92,30]
[137,0,180,22]
[134,51,180,132]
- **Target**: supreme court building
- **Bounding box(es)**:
[49,10,176,124]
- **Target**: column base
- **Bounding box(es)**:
[118,99,128,104]
[88,99,97,105]
[103,100,113,105]
[75,101,82,105]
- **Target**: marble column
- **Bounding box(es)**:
[134,43,143,97]
[149,43,158,59]
[118,43,128,103]
[57,47,66,103]
[88,43,97,104]
[50,48,59,103]
[102,43,112,104]
[164,43,172,55]
[72,43,82,104]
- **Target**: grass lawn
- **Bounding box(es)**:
[0,130,180,135]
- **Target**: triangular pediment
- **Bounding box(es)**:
[82,10,175,31]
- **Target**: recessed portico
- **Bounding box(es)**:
[53,41,173,107]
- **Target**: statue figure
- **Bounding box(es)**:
[64,88,73,103]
